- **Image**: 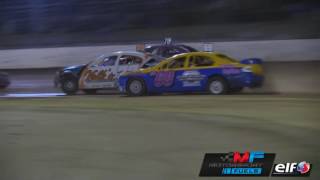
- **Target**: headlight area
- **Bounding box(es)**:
[242,72,264,88]
[241,66,252,72]
[242,65,263,75]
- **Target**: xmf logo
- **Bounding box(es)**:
[221,151,265,163]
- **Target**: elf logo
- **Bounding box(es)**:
[272,161,311,176]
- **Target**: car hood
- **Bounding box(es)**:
[63,64,86,73]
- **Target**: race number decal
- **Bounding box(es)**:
[151,71,175,87]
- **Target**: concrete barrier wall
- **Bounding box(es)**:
[0,39,320,69]
[0,39,319,94]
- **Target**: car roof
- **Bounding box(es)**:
[171,51,216,58]
[111,51,145,57]
[145,44,198,52]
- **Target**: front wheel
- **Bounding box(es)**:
[61,78,78,95]
[207,77,228,95]
[126,79,146,96]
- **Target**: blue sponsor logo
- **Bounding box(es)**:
[222,168,262,175]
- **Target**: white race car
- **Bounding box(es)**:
[55,51,152,95]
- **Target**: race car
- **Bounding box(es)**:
[118,52,264,96]
[144,44,197,58]
[0,72,10,89]
[55,51,153,95]
[140,44,198,68]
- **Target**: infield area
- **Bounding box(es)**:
[0,94,319,180]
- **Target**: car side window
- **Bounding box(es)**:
[188,55,214,67]
[119,55,143,65]
[99,55,117,66]
[130,56,143,65]
[167,57,186,69]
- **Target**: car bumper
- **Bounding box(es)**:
[54,71,62,88]
[243,73,264,88]
[0,77,10,88]
[228,73,264,89]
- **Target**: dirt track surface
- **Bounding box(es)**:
[0,95,319,180]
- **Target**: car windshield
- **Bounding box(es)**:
[89,54,106,66]
[90,54,118,66]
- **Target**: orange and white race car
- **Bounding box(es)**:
[54,51,153,95]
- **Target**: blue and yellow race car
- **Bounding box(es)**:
[118,52,264,96]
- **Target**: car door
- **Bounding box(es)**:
[180,55,214,91]
[116,55,144,79]
[149,56,187,92]
[79,55,118,89]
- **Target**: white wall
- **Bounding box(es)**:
[190,39,320,62]
[0,39,319,69]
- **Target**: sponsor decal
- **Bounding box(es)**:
[177,71,205,87]
[199,151,275,176]
[151,71,175,87]
[79,67,115,89]
[220,65,241,75]
[199,151,312,177]
[271,161,312,177]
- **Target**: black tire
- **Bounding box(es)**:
[83,89,97,95]
[61,78,78,95]
[126,78,146,96]
[207,76,228,95]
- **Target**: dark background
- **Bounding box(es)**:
[0,0,319,48]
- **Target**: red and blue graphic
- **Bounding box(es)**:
[297,161,311,174]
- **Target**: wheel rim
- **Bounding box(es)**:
[64,81,75,91]
[209,80,223,94]
[129,80,142,94]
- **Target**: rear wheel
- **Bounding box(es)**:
[207,77,228,95]
[126,79,146,96]
[61,78,78,95]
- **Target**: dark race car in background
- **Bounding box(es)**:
[141,44,198,68]
[0,72,10,89]
[144,44,198,57]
